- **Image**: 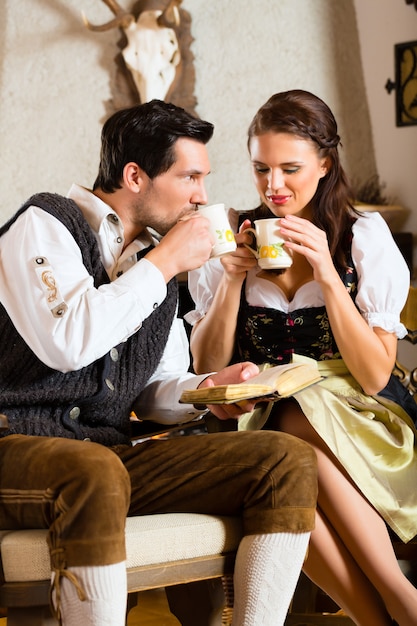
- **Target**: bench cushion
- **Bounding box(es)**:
[1,513,242,583]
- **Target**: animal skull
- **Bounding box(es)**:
[83,1,182,103]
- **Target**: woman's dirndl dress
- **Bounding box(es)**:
[187,212,417,542]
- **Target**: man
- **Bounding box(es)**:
[0,100,317,626]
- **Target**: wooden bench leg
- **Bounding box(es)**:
[7,606,58,626]
[165,579,226,626]
[288,572,318,613]
[126,591,139,624]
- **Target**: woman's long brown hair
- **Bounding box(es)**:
[247,89,360,270]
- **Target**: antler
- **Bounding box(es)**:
[82,0,135,32]
[157,0,182,27]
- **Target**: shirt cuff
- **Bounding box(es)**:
[115,258,167,319]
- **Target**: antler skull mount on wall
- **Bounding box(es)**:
[83,0,197,115]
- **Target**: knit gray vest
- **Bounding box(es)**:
[0,193,178,445]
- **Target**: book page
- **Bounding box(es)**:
[180,362,321,404]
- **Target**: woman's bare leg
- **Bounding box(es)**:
[306,509,391,624]
[271,402,417,626]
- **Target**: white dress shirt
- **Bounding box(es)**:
[0,184,206,423]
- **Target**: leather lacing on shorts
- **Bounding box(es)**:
[50,566,87,625]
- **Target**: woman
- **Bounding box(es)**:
[187,90,417,625]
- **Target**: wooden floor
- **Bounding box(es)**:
[0,589,180,625]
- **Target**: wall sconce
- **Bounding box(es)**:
[385,40,417,127]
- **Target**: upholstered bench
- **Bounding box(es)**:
[0,512,242,626]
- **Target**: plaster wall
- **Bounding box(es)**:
[0,0,375,222]
[353,0,417,370]
[354,0,417,261]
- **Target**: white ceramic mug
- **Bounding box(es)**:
[244,218,292,269]
[197,203,237,258]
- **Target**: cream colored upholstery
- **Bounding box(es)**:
[0,513,242,625]
[1,513,242,583]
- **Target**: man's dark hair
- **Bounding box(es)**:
[93,100,214,193]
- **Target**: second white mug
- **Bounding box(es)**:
[197,203,237,258]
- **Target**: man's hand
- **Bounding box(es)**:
[199,361,260,420]
[146,213,214,282]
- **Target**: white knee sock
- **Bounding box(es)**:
[55,562,127,626]
[232,532,310,626]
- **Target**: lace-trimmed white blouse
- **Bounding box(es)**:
[186,211,409,339]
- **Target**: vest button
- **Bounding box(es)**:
[83,438,91,442]
[69,407,80,420]
[110,348,119,362]
[105,378,115,391]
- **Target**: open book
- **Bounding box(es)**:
[180,362,322,405]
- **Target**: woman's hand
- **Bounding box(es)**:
[279,215,338,285]
[190,219,257,374]
[220,219,258,280]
